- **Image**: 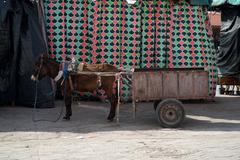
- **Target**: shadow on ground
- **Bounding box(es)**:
[0,96,240,133]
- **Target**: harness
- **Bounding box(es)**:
[67,73,102,92]
[55,62,103,92]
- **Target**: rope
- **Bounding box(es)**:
[32,81,64,123]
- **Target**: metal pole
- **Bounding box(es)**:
[116,73,121,124]
[132,100,136,119]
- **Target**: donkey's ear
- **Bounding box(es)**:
[65,56,72,61]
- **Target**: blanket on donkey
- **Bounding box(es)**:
[76,63,119,73]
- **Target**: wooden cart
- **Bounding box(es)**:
[131,68,209,128]
[218,75,240,95]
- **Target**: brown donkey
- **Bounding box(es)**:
[31,54,119,121]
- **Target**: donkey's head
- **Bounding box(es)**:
[31,53,54,81]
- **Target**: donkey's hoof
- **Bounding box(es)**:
[63,116,70,121]
[107,116,114,122]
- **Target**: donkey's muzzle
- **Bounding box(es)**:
[31,75,38,81]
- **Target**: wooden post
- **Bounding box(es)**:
[116,73,121,124]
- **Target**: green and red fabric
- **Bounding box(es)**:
[44,0,217,100]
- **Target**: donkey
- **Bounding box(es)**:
[31,54,119,121]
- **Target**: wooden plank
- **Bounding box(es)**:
[179,71,194,98]
[162,72,178,98]
[132,72,148,101]
[193,72,209,98]
[132,70,209,101]
[146,71,163,100]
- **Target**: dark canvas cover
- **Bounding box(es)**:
[0,0,54,107]
[217,5,240,76]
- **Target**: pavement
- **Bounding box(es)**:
[0,95,240,160]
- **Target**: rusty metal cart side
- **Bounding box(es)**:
[132,68,209,128]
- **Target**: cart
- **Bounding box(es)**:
[218,75,240,95]
[131,68,209,128]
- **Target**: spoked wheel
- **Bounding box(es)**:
[156,99,185,128]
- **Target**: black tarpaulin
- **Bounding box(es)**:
[217,5,240,76]
[0,0,54,107]
[0,0,15,103]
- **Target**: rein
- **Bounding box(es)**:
[35,55,44,81]
[32,80,65,123]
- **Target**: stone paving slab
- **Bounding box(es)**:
[0,96,240,160]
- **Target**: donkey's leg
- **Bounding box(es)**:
[105,85,118,121]
[107,95,118,121]
[63,94,72,120]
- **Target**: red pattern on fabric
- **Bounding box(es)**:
[79,0,88,62]
[120,1,126,68]
[145,0,153,68]
[60,2,66,60]
[167,5,174,68]
[91,1,99,64]
[112,0,119,66]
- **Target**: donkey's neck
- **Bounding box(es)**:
[48,60,61,79]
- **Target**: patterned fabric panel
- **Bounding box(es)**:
[44,0,217,100]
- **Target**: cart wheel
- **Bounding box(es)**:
[237,91,240,95]
[219,87,225,95]
[156,99,185,128]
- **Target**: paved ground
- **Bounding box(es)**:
[0,95,240,160]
